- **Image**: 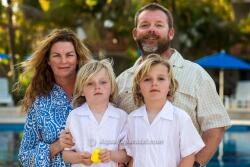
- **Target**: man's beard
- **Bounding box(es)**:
[135,33,171,56]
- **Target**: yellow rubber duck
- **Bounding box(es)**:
[91,148,102,163]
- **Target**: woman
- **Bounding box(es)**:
[18,28,92,166]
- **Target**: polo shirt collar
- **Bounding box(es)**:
[169,49,184,68]
[75,103,120,119]
[133,101,174,121]
[106,104,120,118]
[128,49,184,74]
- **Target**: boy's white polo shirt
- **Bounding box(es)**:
[65,103,128,167]
[126,101,205,167]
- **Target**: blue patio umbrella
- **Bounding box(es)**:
[195,51,250,100]
[0,53,10,59]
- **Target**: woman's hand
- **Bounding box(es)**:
[50,129,74,159]
[59,128,74,150]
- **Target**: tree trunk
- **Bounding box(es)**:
[7,0,18,83]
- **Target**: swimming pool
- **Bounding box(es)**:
[0,124,23,166]
[207,125,250,167]
[0,124,250,166]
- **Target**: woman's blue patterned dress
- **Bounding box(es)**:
[18,85,73,167]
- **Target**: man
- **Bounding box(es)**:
[116,3,231,166]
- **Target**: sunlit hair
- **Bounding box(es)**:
[134,3,174,29]
[73,59,118,108]
[132,54,178,107]
[20,28,92,113]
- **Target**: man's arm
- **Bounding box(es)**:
[195,127,225,165]
[178,153,195,167]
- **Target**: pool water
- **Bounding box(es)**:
[208,125,250,167]
[0,124,23,167]
[0,125,250,166]
[0,132,21,166]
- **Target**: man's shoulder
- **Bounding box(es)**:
[117,66,135,80]
[172,50,205,73]
[117,57,142,80]
[180,57,211,80]
[117,68,129,79]
[172,105,191,120]
[182,58,204,71]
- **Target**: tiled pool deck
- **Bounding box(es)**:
[1,106,250,135]
[1,106,250,126]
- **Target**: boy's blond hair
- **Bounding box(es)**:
[132,54,178,107]
[73,59,118,108]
